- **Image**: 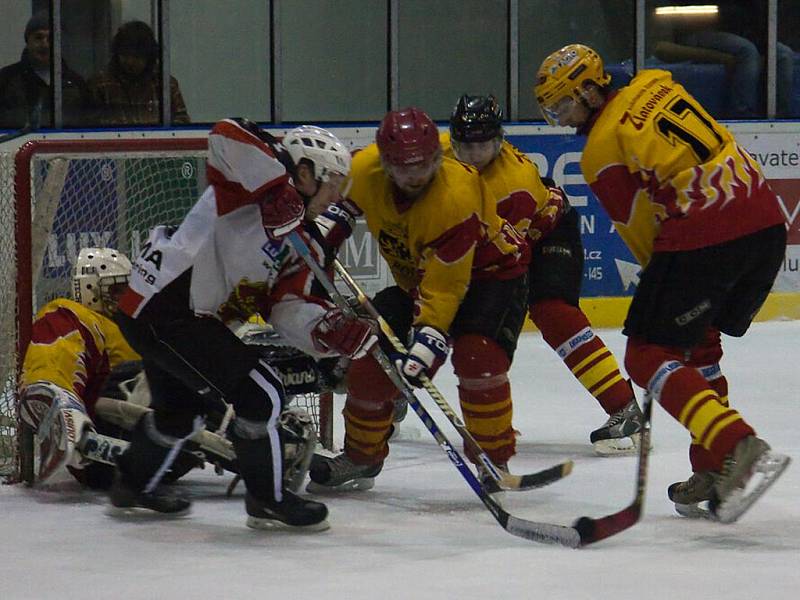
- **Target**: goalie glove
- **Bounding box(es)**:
[398,326,449,387]
[528,185,567,243]
[311,307,378,359]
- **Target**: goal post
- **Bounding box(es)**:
[0,136,334,483]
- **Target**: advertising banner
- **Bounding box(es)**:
[506,129,800,296]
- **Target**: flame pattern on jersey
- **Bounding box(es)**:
[442,134,562,247]
[345,143,526,333]
[581,69,784,266]
[21,299,140,416]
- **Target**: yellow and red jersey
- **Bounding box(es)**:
[442,134,561,242]
[582,69,784,266]
[21,299,140,417]
[345,143,526,333]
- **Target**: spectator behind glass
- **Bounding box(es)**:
[653,1,795,119]
[0,11,90,129]
[88,20,190,126]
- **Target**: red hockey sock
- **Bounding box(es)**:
[530,299,633,414]
[452,334,515,464]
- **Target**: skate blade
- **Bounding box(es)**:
[592,432,648,457]
[246,515,330,532]
[674,502,714,520]
[105,504,192,520]
[306,477,375,494]
[713,452,791,524]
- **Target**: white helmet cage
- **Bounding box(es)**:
[72,247,132,315]
[282,125,352,183]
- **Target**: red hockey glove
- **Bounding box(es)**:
[528,186,567,243]
[398,326,449,387]
[312,308,378,359]
[260,183,305,237]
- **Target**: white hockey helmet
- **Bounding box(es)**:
[282,125,352,182]
[72,247,132,316]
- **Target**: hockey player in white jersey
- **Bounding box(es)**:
[112,118,376,530]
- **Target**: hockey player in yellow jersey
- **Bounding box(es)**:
[308,107,530,491]
[535,44,790,523]
[19,247,140,487]
[444,93,643,456]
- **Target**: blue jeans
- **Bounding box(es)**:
[683,31,794,118]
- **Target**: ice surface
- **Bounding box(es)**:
[2,322,798,599]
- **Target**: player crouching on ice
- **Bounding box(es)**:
[18,247,327,494]
[19,248,152,488]
[110,118,377,531]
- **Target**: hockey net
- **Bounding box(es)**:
[0,137,333,483]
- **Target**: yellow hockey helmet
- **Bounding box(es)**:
[534,44,611,125]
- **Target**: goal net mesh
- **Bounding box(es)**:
[0,138,331,481]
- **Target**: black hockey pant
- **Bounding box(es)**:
[115,312,287,503]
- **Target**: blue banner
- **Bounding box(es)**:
[507,133,639,298]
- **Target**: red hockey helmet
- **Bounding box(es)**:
[376,107,441,166]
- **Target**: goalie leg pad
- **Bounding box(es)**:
[280,408,317,493]
[21,383,95,483]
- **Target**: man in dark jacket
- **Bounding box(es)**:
[0,12,90,129]
[88,21,190,126]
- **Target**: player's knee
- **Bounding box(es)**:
[529,298,589,347]
[346,355,398,406]
[624,337,684,389]
[452,334,509,378]
[685,328,723,366]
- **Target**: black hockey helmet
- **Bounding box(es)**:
[449,94,504,143]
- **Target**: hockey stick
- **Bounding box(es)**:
[573,391,653,545]
[287,230,582,546]
[330,257,572,492]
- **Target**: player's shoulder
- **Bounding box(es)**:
[496,141,537,172]
[439,132,454,159]
[348,143,385,195]
[350,142,382,172]
[35,298,106,328]
[438,155,481,192]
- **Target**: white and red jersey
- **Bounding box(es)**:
[118,119,331,356]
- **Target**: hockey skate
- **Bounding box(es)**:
[108,473,191,517]
[393,396,408,423]
[668,471,716,519]
[590,398,644,456]
[709,436,791,524]
[306,452,383,493]
[245,491,329,531]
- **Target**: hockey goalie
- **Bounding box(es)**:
[18,247,323,494]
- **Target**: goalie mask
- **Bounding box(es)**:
[283,125,351,184]
[72,247,132,316]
